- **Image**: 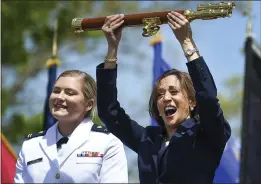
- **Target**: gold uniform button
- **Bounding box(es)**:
[55,173,60,179]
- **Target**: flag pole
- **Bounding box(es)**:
[43,17,60,131]
[246,1,252,37]
[52,19,58,57]
[46,19,60,67]
[1,133,17,159]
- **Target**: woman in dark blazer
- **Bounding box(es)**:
[96,12,231,184]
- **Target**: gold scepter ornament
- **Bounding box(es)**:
[72,2,235,37]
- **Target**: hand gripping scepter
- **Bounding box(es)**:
[72,2,235,37]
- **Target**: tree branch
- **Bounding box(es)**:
[7,40,88,106]
[8,48,51,105]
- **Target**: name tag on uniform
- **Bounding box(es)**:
[27,158,43,166]
[77,151,104,158]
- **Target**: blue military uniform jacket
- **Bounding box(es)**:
[96,57,231,184]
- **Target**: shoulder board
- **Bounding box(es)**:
[91,124,109,133]
[25,131,46,140]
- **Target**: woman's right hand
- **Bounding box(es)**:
[102,14,125,50]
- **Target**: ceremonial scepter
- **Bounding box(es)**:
[72,2,235,37]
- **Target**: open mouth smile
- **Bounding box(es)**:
[164,105,177,117]
[54,104,68,109]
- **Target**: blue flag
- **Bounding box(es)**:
[43,57,60,131]
[151,36,171,126]
[151,36,240,182]
[214,137,240,183]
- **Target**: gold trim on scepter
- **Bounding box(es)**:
[184,2,235,21]
[72,2,236,37]
[72,18,84,34]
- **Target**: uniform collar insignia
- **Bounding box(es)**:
[91,124,109,133]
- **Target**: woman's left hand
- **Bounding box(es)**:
[102,14,125,49]
[167,11,193,45]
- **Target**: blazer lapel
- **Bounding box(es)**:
[39,123,59,169]
[158,118,200,165]
[59,118,93,168]
[144,127,164,175]
[151,135,163,177]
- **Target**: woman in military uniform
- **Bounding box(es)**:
[96,12,231,184]
[14,70,128,183]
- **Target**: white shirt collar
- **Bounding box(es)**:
[55,117,91,142]
[56,127,64,143]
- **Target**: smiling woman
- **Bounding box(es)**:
[96,12,231,184]
[14,70,128,183]
[49,70,96,134]
[149,69,197,137]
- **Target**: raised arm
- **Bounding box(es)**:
[186,57,231,148]
[96,14,144,153]
[167,12,231,148]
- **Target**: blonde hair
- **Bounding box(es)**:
[57,70,97,119]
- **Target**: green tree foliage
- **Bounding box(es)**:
[2,2,246,182]
[2,114,43,143]
[4,1,195,143]
[2,0,246,143]
[218,75,243,137]
[218,76,243,119]
[2,1,141,143]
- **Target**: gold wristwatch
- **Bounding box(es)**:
[185,47,198,57]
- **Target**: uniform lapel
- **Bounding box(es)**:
[39,123,59,169]
[59,118,93,168]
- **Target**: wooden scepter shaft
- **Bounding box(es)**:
[72,10,184,32]
[72,2,236,35]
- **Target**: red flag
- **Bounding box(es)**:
[1,133,17,183]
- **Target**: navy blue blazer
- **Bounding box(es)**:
[96,57,231,184]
